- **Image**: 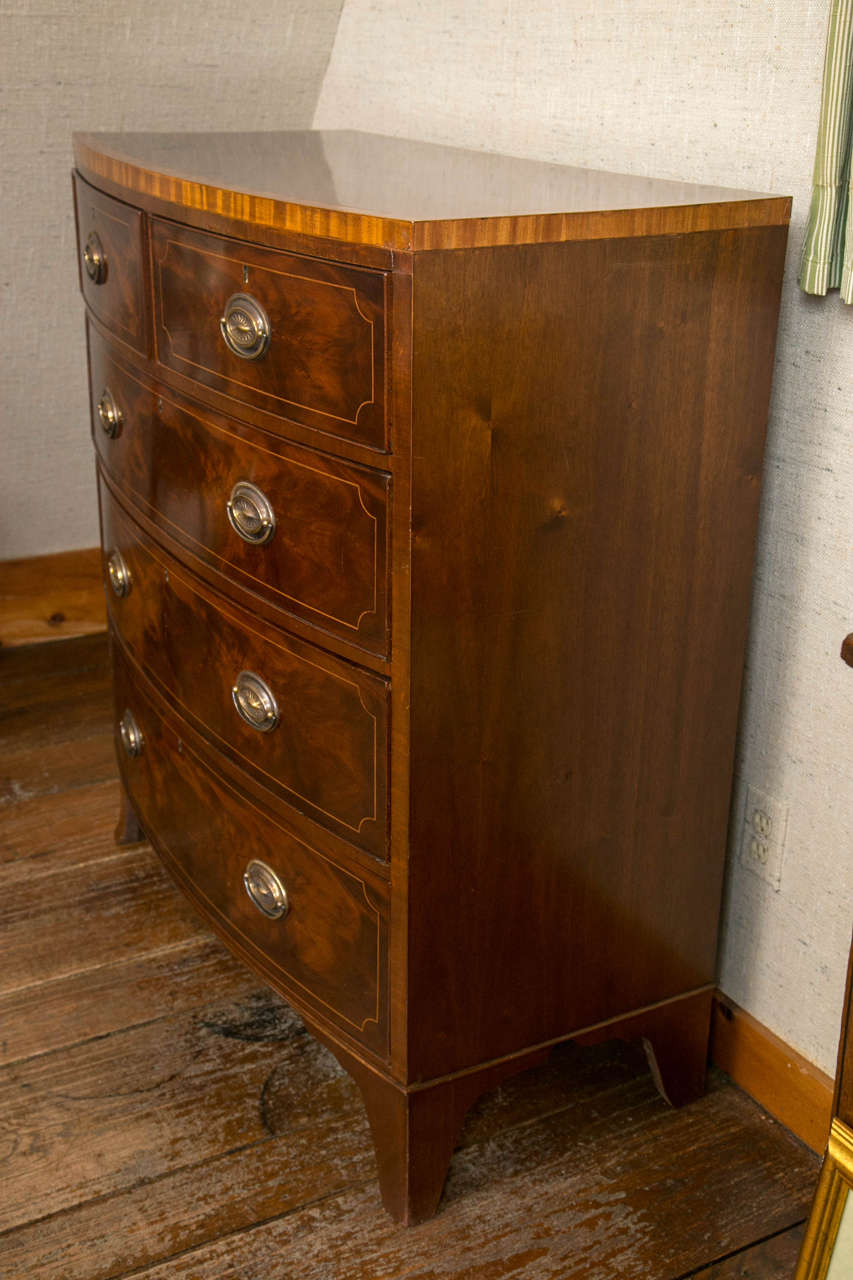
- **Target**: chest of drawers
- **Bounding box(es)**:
[73,130,790,1224]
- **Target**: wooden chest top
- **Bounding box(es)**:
[73,129,790,254]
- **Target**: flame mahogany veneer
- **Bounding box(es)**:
[72,131,790,1224]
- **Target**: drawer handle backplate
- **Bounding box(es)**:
[220,292,270,361]
[97,387,123,438]
[119,709,144,757]
[107,549,132,598]
[243,859,289,920]
[232,670,280,733]
[83,231,107,284]
[226,481,276,545]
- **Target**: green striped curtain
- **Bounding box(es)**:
[800,0,853,302]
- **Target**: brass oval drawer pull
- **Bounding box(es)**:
[226,481,276,545]
[119,709,144,757]
[97,387,123,438]
[220,292,270,361]
[83,231,107,284]
[107,549,132,598]
[232,670,279,732]
[243,858,289,919]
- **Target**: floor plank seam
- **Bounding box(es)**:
[0,944,235,1068]
[671,1218,808,1280]
[0,845,152,884]
[0,775,116,801]
[0,1007,216,1073]
[0,934,209,1002]
[0,769,119,804]
[92,1180,377,1280]
[0,773,105,803]
[0,1134,294,1245]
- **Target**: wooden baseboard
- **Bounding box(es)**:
[0,547,105,649]
[710,993,834,1154]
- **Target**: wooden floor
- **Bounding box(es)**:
[0,633,819,1279]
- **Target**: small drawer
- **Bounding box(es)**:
[100,481,389,859]
[89,329,389,657]
[73,174,148,355]
[112,648,389,1056]
[151,218,387,451]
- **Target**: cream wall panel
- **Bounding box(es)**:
[316,0,853,1075]
[0,0,344,559]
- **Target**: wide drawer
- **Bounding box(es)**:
[151,218,387,451]
[112,645,389,1056]
[74,174,148,355]
[89,328,390,657]
[100,479,389,859]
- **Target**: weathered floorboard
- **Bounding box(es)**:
[0,632,111,724]
[113,1069,816,1280]
[0,728,116,808]
[0,778,122,868]
[0,843,209,994]
[0,1023,637,1276]
[0,633,114,804]
[0,1110,375,1280]
[0,1029,817,1280]
[0,994,355,1235]
[0,936,259,1067]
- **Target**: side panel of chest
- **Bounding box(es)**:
[405,228,789,1078]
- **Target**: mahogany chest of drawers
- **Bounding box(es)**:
[72,130,790,1223]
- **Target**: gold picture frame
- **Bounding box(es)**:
[796,1118,853,1279]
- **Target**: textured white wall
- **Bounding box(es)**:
[317,0,853,1074]
[0,0,344,560]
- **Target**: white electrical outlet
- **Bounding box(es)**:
[739,784,788,890]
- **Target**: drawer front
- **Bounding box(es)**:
[112,646,389,1055]
[151,219,387,450]
[74,174,148,354]
[101,481,389,859]
[89,329,389,657]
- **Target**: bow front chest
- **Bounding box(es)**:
[72,130,790,1223]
